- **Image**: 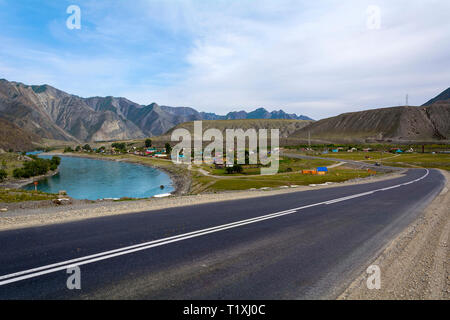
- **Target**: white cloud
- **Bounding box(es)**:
[1,0,449,119]
[127,0,450,118]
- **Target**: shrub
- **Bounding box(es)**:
[12,157,61,178]
[111,143,126,152]
[145,139,152,148]
[225,164,244,174]
[165,143,172,155]
[0,169,7,182]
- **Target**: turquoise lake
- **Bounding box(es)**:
[23,156,174,200]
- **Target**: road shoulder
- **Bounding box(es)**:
[339,170,449,300]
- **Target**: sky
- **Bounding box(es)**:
[0,0,449,120]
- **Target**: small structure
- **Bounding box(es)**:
[317,167,328,175]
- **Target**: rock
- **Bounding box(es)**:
[0,208,7,212]
[58,190,67,196]
[52,198,71,205]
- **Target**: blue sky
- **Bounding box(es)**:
[0,0,449,119]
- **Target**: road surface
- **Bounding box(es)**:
[0,168,445,299]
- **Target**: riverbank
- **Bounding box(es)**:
[42,152,191,196]
[0,168,60,189]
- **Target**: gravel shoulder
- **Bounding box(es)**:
[0,170,403,231]
[339,169,449,300]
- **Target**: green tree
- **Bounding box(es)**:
[165,143,172,155]
[145,139,152,148]
[83,144,91,151]
[0,169,7,182]
[64,146,74,153]
[111,142,126,152]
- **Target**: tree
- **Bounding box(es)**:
[233,164,243,173]
[83,144,91,151]
[111,142,126,152]
[145,139,152,148]
[75,146,81,152]
[225,164,244,174]
[165,143,172,155]
[64,146,74,153]
[0,169,7,182]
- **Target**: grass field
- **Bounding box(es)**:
[287,150,450,171]
[0,153,25,177]
[368,153,450,171]
[190,168,376,192]
[319,151,388,161]
[200,157,335,176]
[0,188,58,203]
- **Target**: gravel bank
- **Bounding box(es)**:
[339,169,449,300]
[0,170,403,231]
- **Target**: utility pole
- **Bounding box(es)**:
[308,131,311,149]
[406,94,409,106]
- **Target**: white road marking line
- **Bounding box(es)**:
[0,169,430,286]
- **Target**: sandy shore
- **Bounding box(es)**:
[0,170,404,231]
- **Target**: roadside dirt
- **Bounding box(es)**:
[0,170,404,231]
[339,170,449,300]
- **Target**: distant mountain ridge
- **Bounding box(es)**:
[0,79,313,144]
[422,88,450,106]
[289,87,450,144]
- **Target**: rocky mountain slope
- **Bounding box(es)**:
[159,119,313,142]
[289,88,450,144]
[0,79,312,144]
[422,88,450,106]
[0,118,41,151]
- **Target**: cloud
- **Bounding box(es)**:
[1,0,449,119]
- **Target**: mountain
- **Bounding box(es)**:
[0,80,145,142]
[0,118,42,151]
[289,104,450,144]
[0,79,313,144]
[422,88,450,106]
[157,119,313,143]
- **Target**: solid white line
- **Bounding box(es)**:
[0,169,430,286]
[0,208,298,282]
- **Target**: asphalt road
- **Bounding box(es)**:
[0,168,445,299]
